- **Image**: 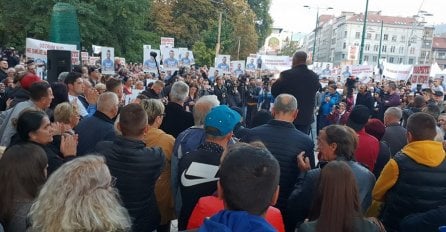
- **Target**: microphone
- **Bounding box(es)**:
[150,51,157,58]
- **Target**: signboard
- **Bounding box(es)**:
[348,46,359,61]
[101,47,115,74]
[25,38,77,65]
[410,65,430,84]
[81,52,89,65]
[160,37,175,48]
[382,61,412,81]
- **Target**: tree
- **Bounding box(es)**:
[192,41,214,66]
[247,0,273,49]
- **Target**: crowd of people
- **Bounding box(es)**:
[0,49,445,232]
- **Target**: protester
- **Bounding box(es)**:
[96,104,165,232]
[0,144,47,232]
[140,99,175,232]
[160,81,194,138]
[142,80,164,99]
[272,51,320,134]
[28,155,132,232]
[287,125,375,231]
[64,72,97,118]
[53,102,80,134]
[178,105,240,230]
[75,92,118,155]
[365,118,391,178]
[299,161,380,232]
[382,107,407,156]
[241,94,314,220]
[369,112,446,231]
[196,142,281,232]
[12,110,77,175]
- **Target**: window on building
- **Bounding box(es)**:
[382,45,387,52]
[375,34,380,40]
[398,57,403,63]
[365,44,370,51]
[373,45,379,52]
[409,58,414,64]
[401,36,405,42]
[343,42,346,49]
[410,47,415,54]
[364,55,369,61]
[367,33,372,39]
[355,32,361,39]
[399,46,404,54]
[391,35,397,42]
[344,31,348,38]
[373,56,377,62]
[354,42,359,46]
[390,46,396,53]
[383,34,389,41]
[421,51,427,57]
[439,52,446,58]
[389,57,394,63]
[342,53,346,59]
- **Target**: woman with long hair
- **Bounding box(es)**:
[299,161,379,232]
[141,99,176,232]
[0,144,48,232]
[12,110,77,175]
[184,83,199,112]
[28,155,131,232]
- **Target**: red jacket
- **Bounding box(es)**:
[355,128,380,171]
[187,196,285,232]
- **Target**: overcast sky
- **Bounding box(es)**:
[270,0,446,33]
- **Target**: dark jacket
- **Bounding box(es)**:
[400,205,446,232]
[95,136,165,232]
[373,141,391,178]
[213,85,228,105]
[299,217,379,232]
[160,102,194,138]
[380,153,446,231]
[271,65,320,126]
[75,111,116,156]
[141,88,161,99]
[241,120,314,214]
[356,91,374,112]
[286,158,375,232]
[382,123,407,156]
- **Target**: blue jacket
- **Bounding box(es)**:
[199,210,275,232]
[320,91,340,116]
[75,111,116,156]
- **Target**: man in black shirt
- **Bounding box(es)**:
[178,105,241,230]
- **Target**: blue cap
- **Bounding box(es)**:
[205,105,241,136]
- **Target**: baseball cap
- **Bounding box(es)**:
[347,105,371,131]
[434,91,444,97]
[205,105,241,136]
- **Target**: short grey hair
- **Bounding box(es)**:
[273,94,298,113]
[193,95,220,126]
[97,92,119,113]
[170,81,189,102]
[384,107,402,120]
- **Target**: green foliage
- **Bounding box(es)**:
[248,0,273,49]
[192,41,215,66]
[279,41,301,57]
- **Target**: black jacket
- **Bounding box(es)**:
[160,102,194,138]
[141,88,161,99]
[95,136,165,232]
[271,65,320,126]
[356,91,374,112]
[241,120,314,214]
[213,85,228,105]
[380,153,446,231]
[382,123,407,156]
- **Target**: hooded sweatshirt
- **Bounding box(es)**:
[199,210,276,232]
[368,140,445,216]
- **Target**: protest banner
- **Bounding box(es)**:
[230,60,245,77]
[160,37,175,48]
[348,46,359,61]
[215,55,231,73]
[179,49,195,66]
[101,47,115,74]
[161,47,179,71]
[81,52,89,65]
[25,38,77,65]
[410,65,430,84]
[259,55,292,72]
[92,45,102,54]
[382,61,412,81]
[89,56,100,66]
[71,50,80,65]
[143,47,160,72]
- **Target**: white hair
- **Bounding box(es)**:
[170,81,189,102]
[193,95,220,126]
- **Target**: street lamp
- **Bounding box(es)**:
[358,0,369,64]
[304,5,333,64]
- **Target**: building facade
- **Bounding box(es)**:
[305,11,430,66]
[433,37,446,69]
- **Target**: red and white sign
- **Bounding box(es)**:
[410,65,431,84]
[160,37,175,48]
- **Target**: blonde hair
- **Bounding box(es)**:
[28,155,131,232]
[53,102,77,124]
[140,99,165,125]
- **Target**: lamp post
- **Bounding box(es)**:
[358,0,369,64]
[304,5,333,64]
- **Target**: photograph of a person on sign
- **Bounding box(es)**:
[163,49,179,69]
[246,58,256,70]
[180,51,195,66]
[143,49,160,72]
[101,47,114,74]
[216,55,230,72]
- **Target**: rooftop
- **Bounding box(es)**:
[433,37,446,49]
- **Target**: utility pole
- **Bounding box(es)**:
[359,0,369,64]
[377,20,383,67]
[237,36,241,60]
[216,12,222,56]
[312,9,319,64]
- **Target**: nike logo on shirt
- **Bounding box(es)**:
[181,162,219,187]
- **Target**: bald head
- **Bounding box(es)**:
[292,51,307,67]
[97,92,119,118]
[273,94,298,114]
